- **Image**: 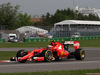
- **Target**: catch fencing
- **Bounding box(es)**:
[24,26,100,42]
[1,25,100,43]
[36,26,100,38]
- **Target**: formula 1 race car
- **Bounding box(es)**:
[10,41,85,63]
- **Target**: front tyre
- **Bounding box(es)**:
[74,49,85,60]
[42,50,53,62]
[16,50,28,63]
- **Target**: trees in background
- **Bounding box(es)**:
[17,13,33,28]
[0,3,33,30]
[35,8,100,26]
[0,3,100,29]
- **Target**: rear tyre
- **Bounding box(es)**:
[74,49,85,60]
[16,50,28,63]
[42,50,53,62]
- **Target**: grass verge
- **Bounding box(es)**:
[0,69,100,75]
[0,42,50,48]
[0,39,100,48]
[0,51,16,60]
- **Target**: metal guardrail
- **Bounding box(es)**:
[24,36,100,42]
[0,36,100,43]
[0,39,5,43]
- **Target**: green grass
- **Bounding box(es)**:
[79,39,100,47]
[0,51,16,60]
[0,42,50,48]
[0,39,100,48]
[0,69,100,75]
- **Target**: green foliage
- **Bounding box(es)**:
[35,8,100,26]
[0,3,100,28]
[17,13,33,28]
[0,3,20,29]
[0,3,33,30]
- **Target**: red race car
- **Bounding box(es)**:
[10,41,85,63]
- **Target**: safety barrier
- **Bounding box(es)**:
[0,39,5,43]
[24,36,100,42]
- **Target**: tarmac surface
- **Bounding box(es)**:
[0,47,100,73]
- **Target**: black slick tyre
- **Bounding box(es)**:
[16,50,28,63]
[74,49,85,60]
[55,55,62,61]
[42,50,53,62]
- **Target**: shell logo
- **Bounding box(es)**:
[60,52,63,56]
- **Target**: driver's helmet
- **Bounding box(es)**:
[47,45,52,49]
[50,40,55,46]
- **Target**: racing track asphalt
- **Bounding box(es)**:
[0,47,100,73]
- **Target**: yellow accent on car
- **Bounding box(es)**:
[60,52,63,56]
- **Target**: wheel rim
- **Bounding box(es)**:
[45,50,53,61]
[47,51,52,60]
[81,50,85,59]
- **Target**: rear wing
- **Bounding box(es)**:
[64,41,80,50]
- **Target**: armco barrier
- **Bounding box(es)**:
[24,38,67,42]
[0,39,5,43]
[69,36,100,41]
[24,36,100,42]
